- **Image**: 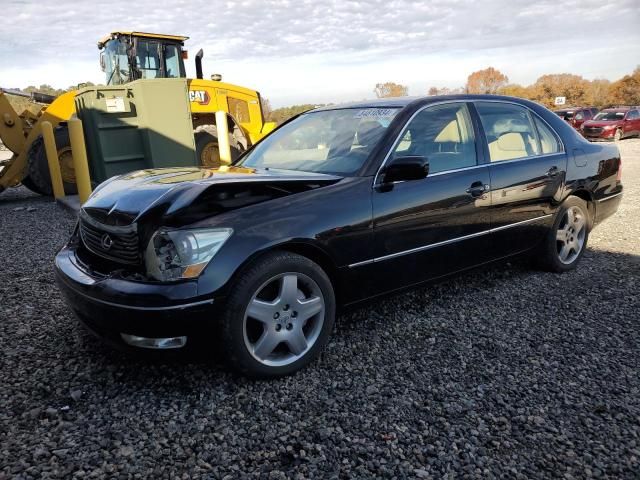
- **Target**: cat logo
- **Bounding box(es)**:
[189,90,210,105]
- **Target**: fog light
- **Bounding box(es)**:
[121,334,187,349]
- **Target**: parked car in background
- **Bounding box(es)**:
[581,107,640,141]
[554,107,598,130]
[55,95,623,377]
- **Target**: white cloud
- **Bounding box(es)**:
[1,0,639,106]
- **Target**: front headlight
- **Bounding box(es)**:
[145,228,233,281]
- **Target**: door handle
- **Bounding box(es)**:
[546,166,559,177]
[466,181,489,197]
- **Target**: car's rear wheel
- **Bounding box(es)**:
[536,196,589,272]
[614,128,622,141]
[221,251,335,377]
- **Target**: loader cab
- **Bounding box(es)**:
[99,32,188,86]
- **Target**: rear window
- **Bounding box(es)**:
[228,97,250,123]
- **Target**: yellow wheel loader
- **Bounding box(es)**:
[0,31,275,196]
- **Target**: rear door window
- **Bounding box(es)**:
[475,102,540,162]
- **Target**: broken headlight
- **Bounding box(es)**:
[145,228,233,281]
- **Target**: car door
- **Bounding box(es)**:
[625,109,640,135]
[366,102,492,295]
[473,101,567,258]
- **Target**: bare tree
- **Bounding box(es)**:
[374,82,409,98]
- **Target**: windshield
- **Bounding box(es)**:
[103,38,183,85]
[238,108,400,175]
[135,39,161,79]
[103,39,131,85]
[594,111,626,121]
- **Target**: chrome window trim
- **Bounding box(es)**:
[473,99,566,155]
[476,152,565,167]
[427,163,488,177]
[597,192,623,203]
[373,100,470,186]
[348,214,553,268]
[373,99,566,186]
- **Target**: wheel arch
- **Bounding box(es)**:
[192,112,248,149]
[568,188,595,228]
[224,240,343,305]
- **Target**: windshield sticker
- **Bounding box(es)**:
[354,108,399,119]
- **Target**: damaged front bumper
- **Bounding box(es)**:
[54,246,221,349]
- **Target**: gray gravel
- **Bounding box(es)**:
[1,140,639,479]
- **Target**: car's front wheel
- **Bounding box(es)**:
[536,196,590,272]
[614,129,623,141]
[221,251,335,377]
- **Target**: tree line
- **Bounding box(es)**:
[264,66,639,125]
[8,67,639,127]
[378,66,640,109]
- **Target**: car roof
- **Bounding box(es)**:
[309,94,545,113]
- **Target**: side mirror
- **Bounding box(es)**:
[99,52,106,72]
[383,155,429,183]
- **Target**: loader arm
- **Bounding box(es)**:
[0,90,76,192]
[0,91,26,154]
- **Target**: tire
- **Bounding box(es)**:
[27,126,77,196]
[535,196,590,273]
[614,129,622,142]
[21,175,47,195]
[194,125,242,168]
[221,251,336,378]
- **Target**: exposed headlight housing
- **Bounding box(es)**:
[145,228,233,281]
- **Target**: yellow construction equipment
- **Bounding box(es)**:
[0,31,275,196]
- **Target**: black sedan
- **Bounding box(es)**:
[55,95,623,377]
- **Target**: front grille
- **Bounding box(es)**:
[79,211,140,265]
[583,127,603,135]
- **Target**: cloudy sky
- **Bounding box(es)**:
[1,0,639,107]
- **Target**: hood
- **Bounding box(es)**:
[81,166,343,226]
[583,119,622,128]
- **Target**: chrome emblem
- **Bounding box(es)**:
[101,233,113,250]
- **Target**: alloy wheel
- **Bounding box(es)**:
[243,272,325,367]
[556,206,587,264]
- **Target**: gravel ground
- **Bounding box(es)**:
[1,140,639,479]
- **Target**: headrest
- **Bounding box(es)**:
[493,118,530,135]
[496,132,526,151]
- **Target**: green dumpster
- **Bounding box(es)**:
[74,78,197,184]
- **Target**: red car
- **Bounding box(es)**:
[581,107,640,141]
[554,107,598,130]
